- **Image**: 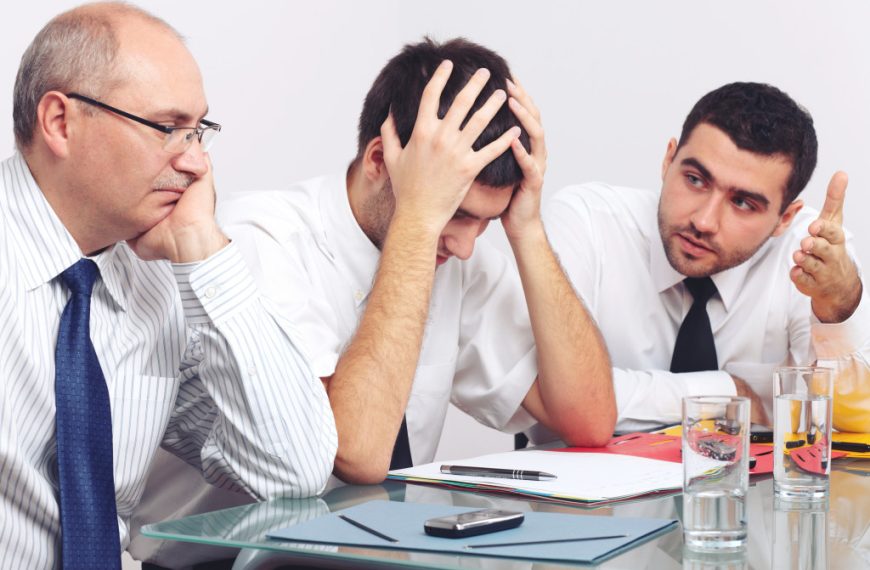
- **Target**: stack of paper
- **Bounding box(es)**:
[388,449,713,505]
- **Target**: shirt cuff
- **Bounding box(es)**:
[680,370,737,398]
[812,284,870,359]
[173,242,259,325]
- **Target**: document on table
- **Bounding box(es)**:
[268,500,678,564]
[388,449,718,505]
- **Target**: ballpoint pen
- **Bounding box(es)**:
[832,441,870,453]
[440,465,557,481]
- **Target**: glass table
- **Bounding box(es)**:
[142,459,870,569]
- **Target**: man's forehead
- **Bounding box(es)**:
[110,16,207,117]
[459,182,514,219]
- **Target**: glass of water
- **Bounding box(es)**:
[773,366,833,501]
[682,396,750,552]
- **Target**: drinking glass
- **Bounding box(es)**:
[773,366,833,501]
[682,396,750,552]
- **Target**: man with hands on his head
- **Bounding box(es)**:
[221,38,616,483]
[0,3,336,568]
[542,82,869,434]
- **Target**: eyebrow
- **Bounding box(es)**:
[680,157,770,209]
[153,106,210,124]
[455,207,502,221]
[680,157,713,182]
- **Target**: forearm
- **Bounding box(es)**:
[613,367,735,432]
[167,244,337,499]
[510,223,615,445]
[329,214,439,483]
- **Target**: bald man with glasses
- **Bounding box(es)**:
[0,3,336,568]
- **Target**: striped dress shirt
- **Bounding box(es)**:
[0,153,337,569]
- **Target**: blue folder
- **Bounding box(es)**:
[267,500,678,564]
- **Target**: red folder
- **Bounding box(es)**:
[552,432,824,475]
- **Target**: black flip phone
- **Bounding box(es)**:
[423,509,524,539]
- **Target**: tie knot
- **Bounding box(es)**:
[60,259,99,296]
[684,276,717,304]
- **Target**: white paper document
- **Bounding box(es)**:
[388,450,709,504]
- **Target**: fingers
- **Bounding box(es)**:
[507,77,541,123]
[809,218,846,246]
[460,88,507,145]
[800,235,834,261]
[819,171,848,224]
[790,264,815,290]
[508,96,547,171]
[418,60,454,119]
[380,111,401,165]
[442,67,491,128]
[474,126,521,169]
[793,249,823,275]
[510,136,542,187]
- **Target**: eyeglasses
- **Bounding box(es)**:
[67,93,221,153]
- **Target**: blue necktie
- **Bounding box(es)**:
[55,259,121,569]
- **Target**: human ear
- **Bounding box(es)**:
[772,199,804,236]
[661,137,678,182]
[361,137,389,185]
[35,92,73,158]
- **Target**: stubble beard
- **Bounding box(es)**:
[656,204,769,278]
[359,179,396,250]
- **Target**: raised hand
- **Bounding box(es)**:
[380,60,520,236]
[790,171,862,322]
[127,156,229,263]
[501,77,547,241]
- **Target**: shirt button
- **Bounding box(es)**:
[205,286,218,299]
[354,290,365,302]
[247,364,257,376]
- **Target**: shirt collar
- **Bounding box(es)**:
[648,208,767,312]
[6,153,127,310]
[318,173,381,306]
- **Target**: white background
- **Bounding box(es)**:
[3,1,869,462]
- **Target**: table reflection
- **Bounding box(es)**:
[142,461,870,569]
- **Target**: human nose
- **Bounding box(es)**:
[171,138,209,178]
[444,219,488,260]
[690,192,724,234]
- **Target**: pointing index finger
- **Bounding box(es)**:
[820,171,848,224]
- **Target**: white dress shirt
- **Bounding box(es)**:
[128,173,540,565]
[543,182,870,433]
[0,154,337,569]
[219,174,539,463]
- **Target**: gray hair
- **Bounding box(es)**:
[13,2,181,150]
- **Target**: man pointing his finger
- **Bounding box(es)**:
[544,82,869,433]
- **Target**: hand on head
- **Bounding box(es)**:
[379,60,520,236]
[790,171,863,323]
[501,77,548,241]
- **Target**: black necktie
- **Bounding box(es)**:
[389,416,413,469]
[55,259,121,569]
[670,277,718,373]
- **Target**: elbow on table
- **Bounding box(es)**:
[557,410,616,448]
[333,448,392,485]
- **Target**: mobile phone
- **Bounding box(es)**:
[750,423,773,443]
[423,509,524,539]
